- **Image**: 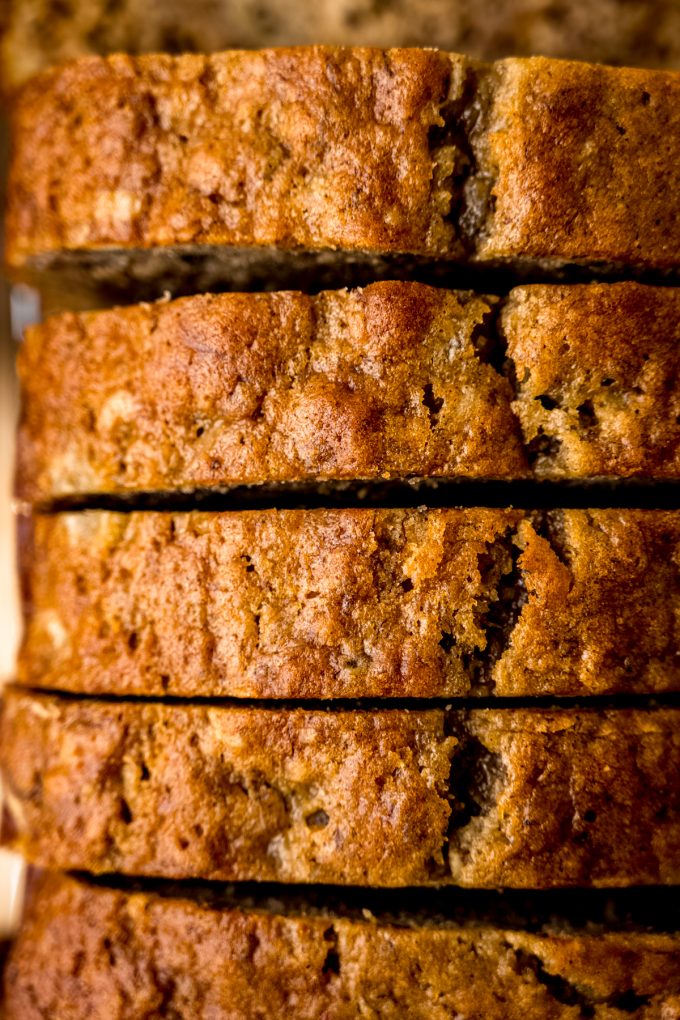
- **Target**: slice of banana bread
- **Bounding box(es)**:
[6,48,680,281]
[18,507,680,698]
[3,689,678,888]
[5,872,680,1019]
[16,281,680,504]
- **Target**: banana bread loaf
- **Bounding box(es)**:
[18,507,680,698]
[5,872,680,1019]
[16,281,680,504]
[6,48,680,280]
[3,689,678,888]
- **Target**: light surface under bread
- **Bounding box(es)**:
[6,47,680,273]
[5,872,680,1019]
[16,281,680,503]
[18,507,680,698]
[2,689,679,888]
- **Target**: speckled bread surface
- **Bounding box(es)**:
[16,281,680,504]
[18,507,680,699]
[3,688,679,888]
[5,873,680,1019]
[6,48,680,275]
[15,282,523,501]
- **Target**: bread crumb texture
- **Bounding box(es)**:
[2,689,679,888]
[6,48,680,271]
[19,507,680,698]
[5,872,680,1019]
[16,282,680,501]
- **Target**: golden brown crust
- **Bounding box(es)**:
[18,507,680,698]
[502,282,680,477]
[479,58,680,267]
[16,281,680,503]
[6,873,680,1020]
[16,282,529,502]
[2,689,679,888]
[5,48,459,265]
[6,48,680,272]
[4,0,680,98]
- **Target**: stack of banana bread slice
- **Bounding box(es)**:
[3,47,680,1017]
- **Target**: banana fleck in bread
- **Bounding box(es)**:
[18,507,680,698]
[6,48,680,280]
[16,281,680,504]
[3,688,679,888]
[6,873,680,1019]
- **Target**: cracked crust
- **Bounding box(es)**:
[2,688,679,888]
[18,507,680,698]
[502,282,680,477]
[15,281,680,504]
[5,873,680,1020]
[5,47,680,275]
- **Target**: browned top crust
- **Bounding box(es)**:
[16,282,524,500]
[3,689,679,888]
[6,873,680,1020]
[4,0,680,98]
[477,57,680,267]
[15,281,680,503]
[18,507,680,698]
[6,48,458,263]
[5,47,680,272]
